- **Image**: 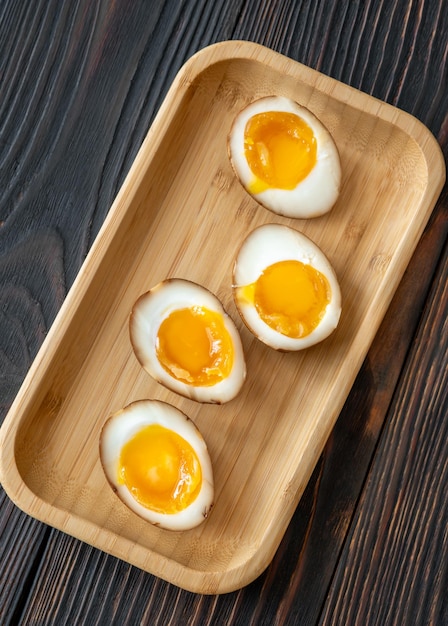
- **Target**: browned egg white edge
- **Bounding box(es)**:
[129,278,247,404]
[227,95,342,218]
[99,399,215,531]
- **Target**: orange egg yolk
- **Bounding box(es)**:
[156,306,234,386]
[244,110,317,193]
[239,260,331,338]
[118,424,202,515]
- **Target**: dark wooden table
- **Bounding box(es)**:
[1,1,447,624]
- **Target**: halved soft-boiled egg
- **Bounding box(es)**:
[233,224,342,351]
[228,96,341,218]
[99,400,214,530]
[130,279,246,403]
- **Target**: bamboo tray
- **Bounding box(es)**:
[0,41,445,595]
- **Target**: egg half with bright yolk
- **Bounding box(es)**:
[228,96,341,218]
[130,279,246,403]
[233,224,342,350]
[99,400,214,530]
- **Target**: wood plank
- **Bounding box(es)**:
[320,223,448,626]
[0,492,50,625]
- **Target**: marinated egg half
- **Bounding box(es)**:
[130,279,246,403]
[228,96,341,218]
[100,400,214,530]
[233,224,341,351]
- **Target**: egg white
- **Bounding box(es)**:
[99,399,214,531]
[233,224,342,350]
[130,279,246,403]
[228,96,341,218]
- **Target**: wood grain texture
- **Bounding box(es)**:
[0,0,447,623]
[320,231,448,626]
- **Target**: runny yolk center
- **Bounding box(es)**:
[156,306,234,386]
[118,424,202,514]
[239,260,331,338]
[244,110,317,193]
